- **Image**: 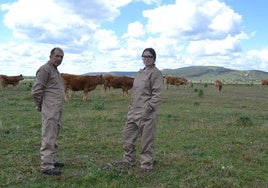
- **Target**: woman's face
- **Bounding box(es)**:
[142,51,155,67]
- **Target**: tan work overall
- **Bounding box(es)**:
[123,65,163,170]
[32,62,65,171]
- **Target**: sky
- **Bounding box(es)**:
[0,0,268,76]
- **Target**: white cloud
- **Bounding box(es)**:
[138,0,162,5]
[243,48,268,70]
[93,29,120,52]
[1,0,122,45]
[143,0,242,40]
[123,21,145,38]
[0,0,267,76]
[187,34,241,56]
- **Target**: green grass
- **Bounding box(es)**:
[0,80,267,187]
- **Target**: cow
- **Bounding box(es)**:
[103,74,134,96]
[60,73,104,101]
[0,74,24,90]
[163,76,188,89]
[261,79,268,87]
[214,80,223,92]
[0,76,3,90]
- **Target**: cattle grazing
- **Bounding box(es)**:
[0,76,3,90]
[214,80,223,91]
[60,73,104,101]
[163,76,188,89]
[103,74,134,96]
[0,74,24,90]
[261,79,268,87]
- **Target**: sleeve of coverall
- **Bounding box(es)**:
[146,71,164,112]
[31,68,48,109]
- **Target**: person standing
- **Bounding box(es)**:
[32,47,65,175]
[116,48,164,173]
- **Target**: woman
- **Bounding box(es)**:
[117,48,164,173]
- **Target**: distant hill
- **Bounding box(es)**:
[162,66,268,84]
[85,66,268,84]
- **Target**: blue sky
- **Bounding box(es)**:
[0,0,267,76]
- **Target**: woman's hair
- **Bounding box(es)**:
[142,48,156,61]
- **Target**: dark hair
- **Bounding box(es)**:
[50,47,63,55]
[142,48,156,61]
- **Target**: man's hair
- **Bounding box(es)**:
[50,47,63,55]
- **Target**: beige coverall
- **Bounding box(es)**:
[31,62,65,171]
[123,65,163,170]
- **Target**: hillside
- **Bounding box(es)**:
[162,66,268,84]
[86,66,268,84]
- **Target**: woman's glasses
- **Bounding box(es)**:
[142,55,154,59]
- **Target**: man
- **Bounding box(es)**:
[32,47,65,175]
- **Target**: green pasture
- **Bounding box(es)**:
[0,80,267,187]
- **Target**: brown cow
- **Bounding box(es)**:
[103,74,134,96]
[0,74,24,90]
[261,79,268,87]
[214,80,223,91]
[61,73,104,101]
[163,76,188,89]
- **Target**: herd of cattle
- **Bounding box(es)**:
[60,73,134,101]
[1,73,268,101]
[0,73,135,101]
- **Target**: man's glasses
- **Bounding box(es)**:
[142,55,154,59]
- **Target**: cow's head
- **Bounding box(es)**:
[97,74,105,84]
[19,74,24,80]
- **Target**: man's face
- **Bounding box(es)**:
[50,49,64,67]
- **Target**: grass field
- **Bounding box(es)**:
[0,80,267,187]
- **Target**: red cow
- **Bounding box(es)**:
[61,73,104,101]
[103,74,134,96]
[0,74,24,90]
[214,80,223,91]
[164,76,188,89]
[261,79,268,87]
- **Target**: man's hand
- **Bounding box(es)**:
[36,106,41,112]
